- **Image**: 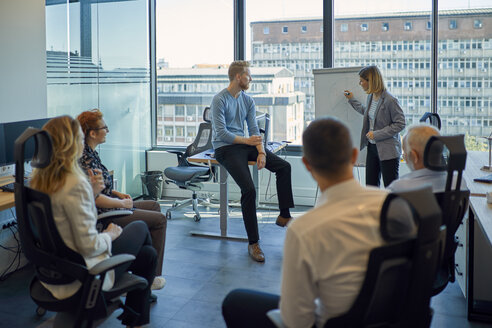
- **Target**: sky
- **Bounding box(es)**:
[156,0,491,68]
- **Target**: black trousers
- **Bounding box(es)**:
[366,143,400,188]
[222,289,280,328]
[103,200,166,276]
[112,221,157,326]
[215,144,294,244]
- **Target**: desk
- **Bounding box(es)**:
[0,176,15,211]
[187,142,287,241]
[462,151,492,322]
[0,192,15,212]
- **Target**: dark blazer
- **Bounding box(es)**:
[348,90,406,161]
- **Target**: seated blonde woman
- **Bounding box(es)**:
[77,109,166,290]
[31,116,157,328]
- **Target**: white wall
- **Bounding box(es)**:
[0,0,47,275]
[0,0,47,123]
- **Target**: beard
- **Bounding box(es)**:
[239,80,250,91]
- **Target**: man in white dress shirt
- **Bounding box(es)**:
[387,124,466,192]
[222,117,388,327]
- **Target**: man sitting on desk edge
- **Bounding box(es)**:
[210,60,294,262]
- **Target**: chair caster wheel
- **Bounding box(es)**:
[36,306,46,317]
[166,210,172,220]
[194,214,201,222]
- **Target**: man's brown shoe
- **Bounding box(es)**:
[276,215,292,227]
[248,243,265,262]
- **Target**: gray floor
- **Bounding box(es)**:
[0,199,491,328]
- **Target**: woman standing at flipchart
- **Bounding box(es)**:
[344,65,405,187]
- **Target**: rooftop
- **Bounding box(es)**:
[250,8,492,24]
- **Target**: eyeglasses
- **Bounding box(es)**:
[92,126,109,132]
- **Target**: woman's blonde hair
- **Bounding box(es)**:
[359,65,386,94]
[31,116,84,194]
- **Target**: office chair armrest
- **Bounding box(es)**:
[88,254,136,276]
[166,150,188,166]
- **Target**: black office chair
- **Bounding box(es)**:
[423,135,470,296]
[164,107,216,222]
[14,128,148,328]
[322,187,443,328]
[268,187,444,328]
[419,112,441,130]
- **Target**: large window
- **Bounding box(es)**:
[438,5,491,151]
[153,0,491,152]
[45,0,151,196]
[155,0,233,147]
[247,0,322,144]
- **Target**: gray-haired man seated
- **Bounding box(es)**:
[387,124,467,192]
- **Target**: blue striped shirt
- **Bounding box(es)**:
[211,88,260,150]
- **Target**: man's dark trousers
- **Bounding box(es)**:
[215,144,294,243]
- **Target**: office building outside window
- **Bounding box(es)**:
[248,6,490,150]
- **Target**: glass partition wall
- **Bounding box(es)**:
[45,0,151,195]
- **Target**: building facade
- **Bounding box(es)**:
[250,9,492,140]
[156,67,305,146]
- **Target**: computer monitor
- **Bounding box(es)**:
[256,112,270,148]
[0,118,51,167]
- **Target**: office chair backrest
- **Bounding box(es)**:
[178,106,213,162]
[423,135,469,295]
[14,128,88,286]
[324,186,443,328]
[256,112,270,147]
[419,112,441,130]
[182,122,213,161]
[203,106,211,123]
[424,135,467,191]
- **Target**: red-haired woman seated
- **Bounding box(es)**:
[77,109,166,290]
